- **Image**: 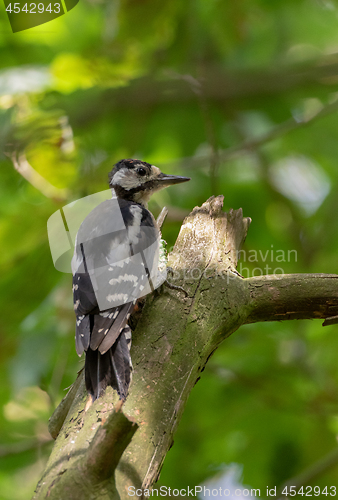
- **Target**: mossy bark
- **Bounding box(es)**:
[33,196,338,500]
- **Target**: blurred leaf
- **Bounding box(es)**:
[4,387,50,422]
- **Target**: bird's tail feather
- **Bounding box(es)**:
[85,326,132,400]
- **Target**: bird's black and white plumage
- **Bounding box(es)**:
[71,159,190,401]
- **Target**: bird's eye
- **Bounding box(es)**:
[137,167,147,176]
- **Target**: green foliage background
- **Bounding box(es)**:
[1,0,338,497]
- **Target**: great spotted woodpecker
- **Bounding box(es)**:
[71,159,190,401]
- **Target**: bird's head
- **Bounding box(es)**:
[108,159,190,206]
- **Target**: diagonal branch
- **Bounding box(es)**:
[277,447,338,499]
[9,152,68,202]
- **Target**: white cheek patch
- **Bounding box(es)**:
[112,168,142,190]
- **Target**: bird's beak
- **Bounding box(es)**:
[156,173,191,187]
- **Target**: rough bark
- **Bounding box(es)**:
[33,196,338,500]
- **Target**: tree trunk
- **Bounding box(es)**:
[33,196,338,500]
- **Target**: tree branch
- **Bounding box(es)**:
[277,447,338,499]
[246,274,338,323]
[66,57,338,129]
[9,152,68,202]
[34,196,338,500]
